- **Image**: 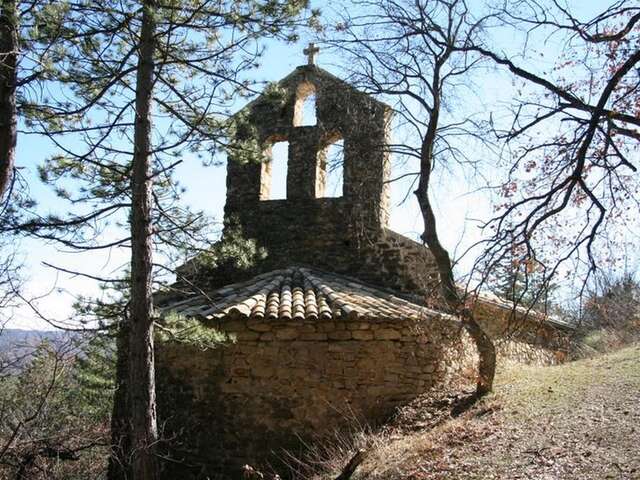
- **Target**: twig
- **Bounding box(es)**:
[334,449,366,480]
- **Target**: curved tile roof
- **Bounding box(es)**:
[160,267,444,322]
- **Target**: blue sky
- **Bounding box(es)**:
[8,37,471,329]
[7,0,629,330]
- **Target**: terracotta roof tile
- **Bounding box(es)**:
[160,267,445,322]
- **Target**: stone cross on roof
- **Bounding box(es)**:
[303,42,320,65]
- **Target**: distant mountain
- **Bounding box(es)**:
[0,329,73,369]
[0,328,67,349]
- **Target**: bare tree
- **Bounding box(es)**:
[328,0,640,396]
[328,0,497,395]
[457,0,640,307]
[0,0,66,328]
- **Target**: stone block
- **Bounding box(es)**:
[374,329,401,340]
[231,367,250,377]
[347,322,371,330]
[298,323,317,333]
[236,331,261,341]
[317,322,336,332]
[352,330,374,341]
[247,320,272,332]
[422,363,436,373]
[328,330,352,341]
[253,365,275,378]
[299,332,328,341]
[275,327,299,340]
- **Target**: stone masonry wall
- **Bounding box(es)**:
[178,226,440,299]
[225,65,391,235]
[495,339,565,365]
[474,299,570,365]
[156,314,472,480]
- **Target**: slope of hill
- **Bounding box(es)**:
[0,329,71,369]
[0,328,67,350]
[314,345,640,480]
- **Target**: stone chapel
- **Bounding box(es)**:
[156,46,568,479]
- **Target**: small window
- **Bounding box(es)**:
[260,141,288,200]
[300,94,317,126]
[293,82,317,126]
[317,138,344,198]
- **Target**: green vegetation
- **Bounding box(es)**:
[157,312,236,350]
[0,338,113,478]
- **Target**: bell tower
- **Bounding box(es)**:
[224,45,392,261]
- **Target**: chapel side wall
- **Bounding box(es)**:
[474,302,570,365]
[361,229,441,295]
[156,314,473,480]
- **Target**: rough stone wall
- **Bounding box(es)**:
[494,339,565,365]
[156,314,470,479]
[474,300,570,365]
[178,226,439,298]
[225,65,391,235]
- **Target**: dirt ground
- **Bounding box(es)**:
[334,345,640,480]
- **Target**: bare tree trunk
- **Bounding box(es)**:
[108,321,132,480]
[0,0,18,202]
[416,77,496,396]
[417,188,496,395]
[128,1,158,478]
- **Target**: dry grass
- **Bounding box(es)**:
[302,344,640,480]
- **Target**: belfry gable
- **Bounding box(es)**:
[224,61,393,240]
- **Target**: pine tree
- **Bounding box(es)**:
[72,333,116,424]
[485,227,558,314]
[17,1,315,477]
[0,0,72,325]
[0,0,18,202]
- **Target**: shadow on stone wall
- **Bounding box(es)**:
[156,314,469,479]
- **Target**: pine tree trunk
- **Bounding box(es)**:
[107,322,132,480]
[128,1,158,478]
[0,0,18,202]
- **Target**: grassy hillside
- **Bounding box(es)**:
[312,345,640,480]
